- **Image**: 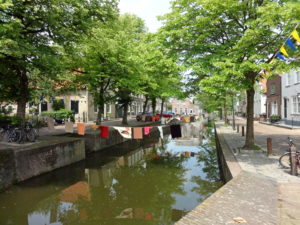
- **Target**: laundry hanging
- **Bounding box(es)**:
[77,123,85,135]
[113,127,132,139]
[65,122,74,133]
[100,126,109,138]
[133,127,143,139]
[157,126,164,139]
[144,126,154,135]
[170,124,182,138]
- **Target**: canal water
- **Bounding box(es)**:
[0,124,222,225]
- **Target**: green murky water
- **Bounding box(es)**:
[0,125,222,225]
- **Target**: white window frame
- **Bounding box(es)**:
[292,96,297,114]
[296,71,300,83]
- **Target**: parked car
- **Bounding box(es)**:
[136,112,160,122]
[156,112,174,118]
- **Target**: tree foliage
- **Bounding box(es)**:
[0,0,118,119]
[160,0,300,148]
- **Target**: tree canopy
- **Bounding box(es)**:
[160,0,300,148]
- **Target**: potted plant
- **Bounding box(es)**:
[269,114,281,123]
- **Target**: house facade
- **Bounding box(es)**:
[253,80,267,119]
[281,69,300,126]
[169,99,201,115]
[266,75,281,118]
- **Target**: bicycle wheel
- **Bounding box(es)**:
[26,130,36,142]
[9,129,22,143]
[279,153,291,169]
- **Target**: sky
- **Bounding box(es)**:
[118,0,172,33]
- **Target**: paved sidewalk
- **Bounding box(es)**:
[231,117,300,155]
[218,121,300,225]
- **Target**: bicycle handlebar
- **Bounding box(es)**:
[287,137,294,146]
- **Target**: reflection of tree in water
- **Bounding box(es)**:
[191,126,223,202]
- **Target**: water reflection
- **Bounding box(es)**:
[0,123,222,225]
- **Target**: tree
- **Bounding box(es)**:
[140,33,183,117]
[0,0,118,120]
[160,0,300,148]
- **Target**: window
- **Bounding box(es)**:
[298,96,300,114]
[270,84,276,95]
[190,109,193,113]
[180,108,182,113]
[71,100,79,114]
[290,96,300,114]
[41,102,48,112]
[286,73,292,85]
[296,71,300,83]
[106,104,111,113]
[271,101,277,115]
[175,108,177,113]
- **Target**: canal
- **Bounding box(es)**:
[0,123,222,225]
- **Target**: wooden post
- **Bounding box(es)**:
[242,126,245,136]
[267,138,272,156]
[290,146,298,176]
[237,124,239,133]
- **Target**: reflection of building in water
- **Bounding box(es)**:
[181,123,203,138]
[28,181,91,225]
[175,137,203,146]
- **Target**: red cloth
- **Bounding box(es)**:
[100,126,109,138]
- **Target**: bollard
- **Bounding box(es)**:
[290,146,298,176]
[242,126,245,136]
[267,138,272,156]
[237,125,239,133]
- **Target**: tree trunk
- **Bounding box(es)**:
[232,95,236,130]
[151,97,156,114]
[224,99,228,124]
[16,68,29,121]
[122,103,129,125]
[96,86,105,125]
[244,87,255,148]
[160,98,165,119]
[219,108,223,120]
[143,96,149,114]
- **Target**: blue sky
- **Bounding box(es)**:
[118,0,172,32]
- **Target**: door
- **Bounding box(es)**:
[284,98,287,118]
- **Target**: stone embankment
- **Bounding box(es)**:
[0,124,169,191]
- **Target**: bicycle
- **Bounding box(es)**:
[18,122,38,142]
[279,137,300,169]
[0,124,21,142]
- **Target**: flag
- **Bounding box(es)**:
[275,52,286,61]
[286,38,297,51]
[100,126,109,138]
[292,29,300,42]
[113,127,132,139]
[280,46,289,57]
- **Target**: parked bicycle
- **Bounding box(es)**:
[0,124,21,142]
[18,122,38,142]
[279,137,300,169]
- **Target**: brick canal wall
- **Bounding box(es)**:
[0,137,85,191]
[0,125,170,192]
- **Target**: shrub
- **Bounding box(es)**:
[41,109,74,122]
[52,99,65,111]
[0,114,22,126]
[269,114,281,123]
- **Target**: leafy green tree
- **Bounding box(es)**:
[160,0,300,148]
[140,34,183,116]
[0,0,118,120]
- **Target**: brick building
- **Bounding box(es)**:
[266,75,281,118]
